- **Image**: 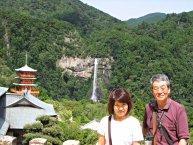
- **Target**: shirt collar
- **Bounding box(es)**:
[157,98,171,111]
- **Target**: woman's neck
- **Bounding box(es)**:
[113,115,127,121]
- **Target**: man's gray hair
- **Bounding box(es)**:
[150,74,170,87]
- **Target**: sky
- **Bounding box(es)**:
[79,0,193,21]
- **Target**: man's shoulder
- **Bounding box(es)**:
[168,99,186,120]
[145,100,156,111]
[170,98,184,108]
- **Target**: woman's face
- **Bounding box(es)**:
[113,101,128,121]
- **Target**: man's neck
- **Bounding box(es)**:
[157,100,167,109]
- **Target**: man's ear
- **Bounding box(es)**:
[168,87,171,94]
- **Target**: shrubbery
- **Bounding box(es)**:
[23,114,98,145]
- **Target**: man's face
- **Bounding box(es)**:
[152,80,170,103]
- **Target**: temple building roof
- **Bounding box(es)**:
[0,88,57,131]
[0,87,9,137]
[15,64,37,72]
[0,87,8,97]
[0,118,9,137]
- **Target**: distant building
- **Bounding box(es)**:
[0,87,9,137]
[80,119,100,131]
[11,64,39,95]
[0,61,57,144]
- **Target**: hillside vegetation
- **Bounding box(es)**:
[126,12,166,26]
[0,0,193,144]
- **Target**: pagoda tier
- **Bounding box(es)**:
[11,64,39,95]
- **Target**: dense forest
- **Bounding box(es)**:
[0,0,193,144]
[126,12,166,26]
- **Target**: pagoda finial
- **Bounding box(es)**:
[25,52,28,65]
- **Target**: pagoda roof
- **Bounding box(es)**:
[15,77,37,80]
[13,83,38,86]
[15,64,37,72]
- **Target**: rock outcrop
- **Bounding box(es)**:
[57,56,113,84]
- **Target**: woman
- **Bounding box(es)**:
[97,88,143,145]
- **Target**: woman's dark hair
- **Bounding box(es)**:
[107,88,133,115]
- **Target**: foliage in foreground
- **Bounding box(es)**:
[23,115,98,145]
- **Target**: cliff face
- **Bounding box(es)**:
[57,56,113,83]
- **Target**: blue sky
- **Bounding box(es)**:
[79,0,193,21]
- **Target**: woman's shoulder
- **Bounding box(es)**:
[100,115,110,122]
[127,115,140,123]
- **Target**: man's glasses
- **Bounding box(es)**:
[152,85,168,92]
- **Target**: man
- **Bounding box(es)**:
[142,74,189,145]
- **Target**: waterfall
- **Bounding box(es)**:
[91,58,98,102]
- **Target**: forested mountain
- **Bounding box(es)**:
[0,0,121,100]
[126,12,166,26]
[0,0,193,143]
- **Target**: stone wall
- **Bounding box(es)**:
[0,135,17,145]
[29,138,47,145]
[0,136,82,145]
[63,140,80,145]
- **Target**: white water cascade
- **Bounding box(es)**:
[91,58,98,102]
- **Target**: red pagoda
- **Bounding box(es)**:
[11,56,39,95]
